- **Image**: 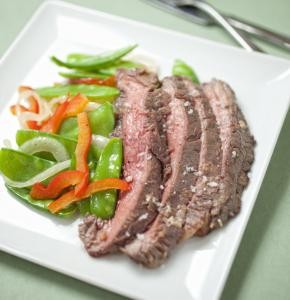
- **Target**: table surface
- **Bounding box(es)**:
[1,0,290,299]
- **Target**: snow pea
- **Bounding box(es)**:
[77,197,91,216]
[16,129,100,165]
[0,149,76,217]
[0,148,54,182]
[66,53,91,63]
[172,59,199,84]
[7,186,76,218]
[36,84,119,102]
[66,53,142,75]
[90,138,123,219]
[16,129,77,160]
[51,45,137,70]
[59,102,115,140]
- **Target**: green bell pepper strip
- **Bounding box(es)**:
[6,186,76,218]
[59,70,109,79]
[16,129,77,160]
[172,59,199,84]
[90,138,123,219]
[51,45,137,70]
[36,84,119,102]
[0,148,54,182]
[59,102,115,140]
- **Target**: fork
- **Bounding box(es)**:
[174,0,290,50]
[144,0,290,52]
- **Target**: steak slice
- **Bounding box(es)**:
[79,69,170,256]
[182,79,222,239]
[123,77,202,268]
[184,79,255,238]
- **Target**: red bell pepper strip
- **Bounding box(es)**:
[48,178,130,213]
[30,170,84,199]
[41,100,69,133]
[69,76,116,87]
[74,111,91,196]
[28,96,39,113]
[64,93,89,118]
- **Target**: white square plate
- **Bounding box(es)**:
[0,1,289,299]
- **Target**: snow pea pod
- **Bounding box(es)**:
[90,138,123,219]
[0,149,76,217]
[172,59,199,84]
[36,84,119,102]
[66,53,91,63]
[0,148,54,182]
[7,186,76,218]
[59,102,115,140]
[16,130,77,160]
[17,129,100,165]
[51,45,137,70]
[66,53,142,75]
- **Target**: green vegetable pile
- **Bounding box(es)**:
[1,102,121,218]
[0,45,142,219]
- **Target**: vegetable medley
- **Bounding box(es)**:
[0,44,199,219]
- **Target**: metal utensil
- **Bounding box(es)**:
[144,0,263,52]
[144,0,290,51]
[225,15,290,50]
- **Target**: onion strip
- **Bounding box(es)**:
[16,89,52,128]
[4,160,71,188]
[20,137,69,162]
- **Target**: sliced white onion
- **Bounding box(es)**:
[48,96,67,110]
[91,134,109,150]
[126,53,159,73]
[4,159,71,188]
[16,89,52,128]
[3,139,12,148]
[20,137,69,162]
[85,102,101,112]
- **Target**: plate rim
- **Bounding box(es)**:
[0,1,289,300]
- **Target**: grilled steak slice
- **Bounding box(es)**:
[79,69,170,256]
[123,77,202,268]
[182,79,222,239]
[184,79,255,238]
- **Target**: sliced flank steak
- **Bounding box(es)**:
[182,79,223,239]
[79,72,255,268]
[183,79,255,238]
[79,69,170,256]
[123,76,203,268]
[202,80,255,232]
